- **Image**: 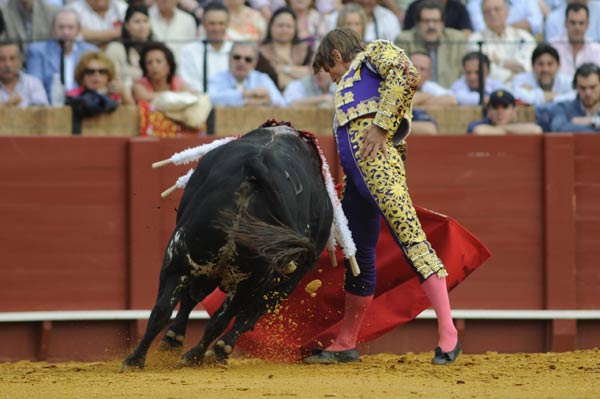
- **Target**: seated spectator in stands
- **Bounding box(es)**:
[259,7,313,91]
[26,9,98,97]
[409,51,457,106]
[336,3,368,39]
[223,0,267,42]
[67,0,127,45]
[467,0,543,35]
[0,42,48,107]
[550,63,600,133]
[67,51,134,104]
[0,0,57,52]
[403,0,473,35]
[283,68,334,108]
[467,89,542,135]
[105,4,153,88]
[467,0,536,85]
[512,43,575,106]
[451,51,505,106]
[248,0,338,23]
[412,108,439,135]
[132,42,192,102]
[288,0,329,48]
[545,0,600,42]
[354,0,401,42]
[550,3,600,79]
[395,0,465,88]
[180,2,232,93]
[208,41,286,107]
[149,0,196,61]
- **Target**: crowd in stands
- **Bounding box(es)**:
[1,0,600,135]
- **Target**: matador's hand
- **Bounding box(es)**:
[360,124,389,161]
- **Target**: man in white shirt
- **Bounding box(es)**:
[149,0,197,62]
[544,0,600,42]
[467,0,543,35]
[179,2,232,93]
[67,0,126,44]
[0,42,48,107]
[208,41,286,107]
[451,51,505,106]
[355,0,401,42]
[550,3,600,79]
[511,43,575,106]
[467,0,536,84]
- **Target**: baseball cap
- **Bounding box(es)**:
[488,89,516,107]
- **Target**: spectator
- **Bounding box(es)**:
[149,0,196,61]
[67,0,127,45]
[0,0,57,49]
[223,0,266,42]
[354,0,401,42]
[467,0,543,36]
[105,4,153,87]
[283,68,334,108]
[544,0,600,42]
[409,51,457,106]
[0,42,48,107]
[467,0,536,84]
[132,41,193,103]
[180,1,232,93]
[336,3,368,39]
[395,0,465,88]
[403,0,472,34]
[288,0,329,49]
[67,51,134,104]
[550,3,600,79]
[259,7,313,91]
[411,108,439,135]
[450,51,505,106]
[208,41,286,107]
[26,8,98,97]
[248,0,338,23]
[550,63,600,133]
[467,89,542,135]
[512,43,575,106]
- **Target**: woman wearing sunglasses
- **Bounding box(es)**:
[67,51,135,105]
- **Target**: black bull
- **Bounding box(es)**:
[122,125,334,370]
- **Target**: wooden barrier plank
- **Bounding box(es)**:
[544,135,577,351]
[0,137,130,312]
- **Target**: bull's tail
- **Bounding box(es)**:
[219,207,315,277]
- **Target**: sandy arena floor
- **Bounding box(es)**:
[1,349,599,399]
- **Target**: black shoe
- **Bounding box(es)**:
[303,348,360,364]
[432,341,461,365]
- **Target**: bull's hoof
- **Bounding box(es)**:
[179,350,204,367]
[205,341,230,365]
[119,355,146,373]
[158,331,184,352]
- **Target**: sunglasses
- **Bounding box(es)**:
[83,68,109,76]
[232,54,254,63]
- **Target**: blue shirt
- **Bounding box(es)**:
[450,75,506,106]
[549,98,600,133]
[466,116,492,134]
[208,70,286,107]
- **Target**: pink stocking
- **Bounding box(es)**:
[327,293,374,351]
[421,275,458,352]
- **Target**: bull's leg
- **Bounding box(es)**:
[159,280,217,351]
[208,273,305,363]
[120,273,187,371]
[206,306,263,364]
[179,292,237,367]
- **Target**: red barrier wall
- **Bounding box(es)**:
[0,135,598,361]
